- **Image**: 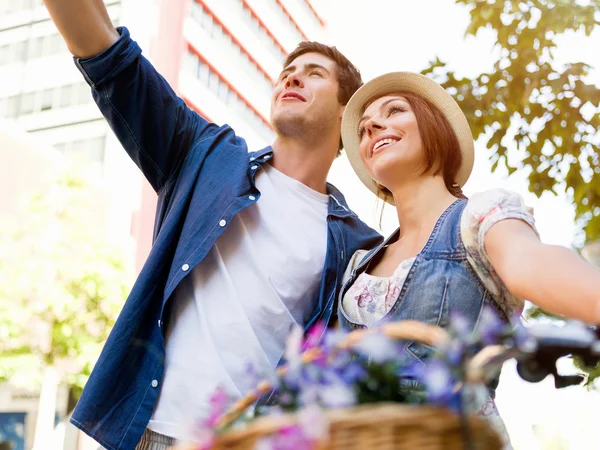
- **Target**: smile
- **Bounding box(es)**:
[281,91,306,102]
[371,136,401,156]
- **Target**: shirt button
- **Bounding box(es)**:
[151,380,158,388]
[182,264,189,271]
[264,155,271,160]
[158,320,162,328]
[250,165,258,170]
[219,219,226,227]
[249,195,256,201]
[249,156,256,161]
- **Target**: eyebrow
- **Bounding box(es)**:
[358,97,405,126]
[278,63,331,79]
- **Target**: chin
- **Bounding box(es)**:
[272,113,308,137]
[368,159,407,188]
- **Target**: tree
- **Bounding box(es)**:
[0,165,134,402]
[423,0,600,242]
[423,0,600,387]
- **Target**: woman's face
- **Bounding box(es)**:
[357,95,423,190]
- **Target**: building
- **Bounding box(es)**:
[0,0,327,270]
[0,0,326,448]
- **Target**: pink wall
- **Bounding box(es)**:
[132,0,192,273]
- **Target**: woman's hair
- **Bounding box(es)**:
[374,91,467,202]
[373,91,467,228]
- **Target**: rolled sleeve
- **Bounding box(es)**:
[461,188,538,307]
[74,27,142,89]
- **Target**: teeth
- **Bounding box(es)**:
[374,138,399,151]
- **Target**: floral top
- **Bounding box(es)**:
[342,189,537,327]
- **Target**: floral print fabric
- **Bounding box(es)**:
[342,189,537,325]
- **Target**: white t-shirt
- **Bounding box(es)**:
[148,163,329,441]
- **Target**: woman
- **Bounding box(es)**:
[337,72,600,446]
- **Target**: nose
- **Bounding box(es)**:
[365,116,385,138]
[285,72,303,89]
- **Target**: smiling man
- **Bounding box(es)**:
[41,1,381,449]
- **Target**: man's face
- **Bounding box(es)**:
[270,52,344,142]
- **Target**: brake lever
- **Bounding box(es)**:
[513,321,600,388]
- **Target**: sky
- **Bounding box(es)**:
[318,1,600,448]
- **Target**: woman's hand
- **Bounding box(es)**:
[485,219,600,324]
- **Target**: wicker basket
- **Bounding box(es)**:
[173,321,504,450]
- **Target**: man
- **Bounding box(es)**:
[43,1,382,449]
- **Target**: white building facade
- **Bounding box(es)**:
[0,0,326,269]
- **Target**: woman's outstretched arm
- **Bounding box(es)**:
[485,219,600,324]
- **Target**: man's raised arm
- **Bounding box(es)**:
[42,1,217,192]
[42,0,120,58]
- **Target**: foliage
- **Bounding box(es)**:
[0,166,133,399]
[422,0,600,242]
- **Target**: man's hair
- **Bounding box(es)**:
[283,42,363,151]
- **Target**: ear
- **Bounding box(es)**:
[339,104,346,121]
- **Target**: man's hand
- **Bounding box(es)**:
[43,0,120,58]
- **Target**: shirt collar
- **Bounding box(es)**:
[248,147,355,219]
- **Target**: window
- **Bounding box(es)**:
[0,33,68,67]
[0,82,93,118]
[208,72,219,93]
[264,0,304,44]
[78,83,91,105]
[0,46,8,65]
[40,88,54,111]
[5,96,19,118]
[29,36,44,59]
[58,84,74,108]
[48,34,63,54]
[57,136,106,164]
[190,2,278,96]
[238,3,286,62]
[12,41,27,62]
[19,92,34,115]
[184,50,271,138]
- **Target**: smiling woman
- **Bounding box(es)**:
[336,71,600,449]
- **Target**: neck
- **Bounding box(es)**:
[389,176,458,238]
[270,134,338,194]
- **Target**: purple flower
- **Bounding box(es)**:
[449,311,472,341]
[478,307,506,346]
[340,361,367,384]
[302,321,327,352]
[202,387,231,428]
[319,381,356,408]
[297,404,329,441]
[419,359,455,404]
[322,329,347,353]
[444,339,466,366]
[353,333,398,363]
[191,428,215,450]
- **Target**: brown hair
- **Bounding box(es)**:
[376,91,467,203]
[284,42,363,151]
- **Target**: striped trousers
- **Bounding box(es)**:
[97,429,175,450]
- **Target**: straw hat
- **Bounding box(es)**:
[341,72,474,205]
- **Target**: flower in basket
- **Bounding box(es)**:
[190,307,525,449]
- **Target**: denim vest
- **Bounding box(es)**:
[337,200,507,393]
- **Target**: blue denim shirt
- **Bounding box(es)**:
[338,200,508,390]
[69,27,382,450]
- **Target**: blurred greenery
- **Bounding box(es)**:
[0,166,133,401]
[423,0,600,243]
